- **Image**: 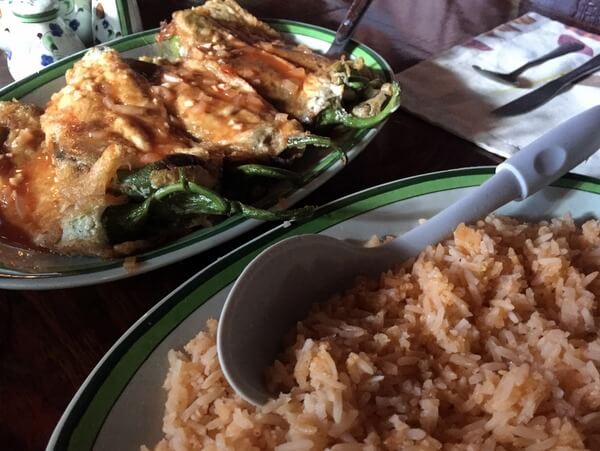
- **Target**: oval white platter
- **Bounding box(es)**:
[0,20,394,289]
[47,167,600,450]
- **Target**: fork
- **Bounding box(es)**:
[472,41,584,85]
[326,0,373,58]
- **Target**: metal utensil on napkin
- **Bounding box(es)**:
[494,53,600,116]
[472,41,584,85]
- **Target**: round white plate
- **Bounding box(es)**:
[47,167,600,450]
[0,20,393,289]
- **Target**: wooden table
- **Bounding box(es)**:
[1,1,599,449]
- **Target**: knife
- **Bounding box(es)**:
[493,53,600,116]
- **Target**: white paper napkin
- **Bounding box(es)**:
[396,12,600,177]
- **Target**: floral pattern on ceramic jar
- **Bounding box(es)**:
[59,0,93,46]
[0,0,85,80]
[92,0,141,44]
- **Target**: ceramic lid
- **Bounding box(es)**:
[11,0,59,20]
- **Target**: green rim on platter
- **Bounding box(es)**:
[49,167,600,450]
[0,21,392,278]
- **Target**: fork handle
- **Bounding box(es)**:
[512,41,584,76]
[326,0,373,58]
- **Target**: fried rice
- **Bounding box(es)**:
[146,215,600,450]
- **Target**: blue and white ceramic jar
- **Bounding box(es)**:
[92,0,142,44]
[59,0,93,46]
[0,0,86,80]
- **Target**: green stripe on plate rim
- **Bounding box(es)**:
[52,167,600,450]
[0,20,392,277]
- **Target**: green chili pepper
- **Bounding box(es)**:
[154,177,229,214]
[117,154,210,200]
[101,197,153,244]
[167,36,183,58]
[318,82,400,129]
[287,135,347,164]
[235,164,302,184]
[229,202,314,221]
[103,172,315,243]
[345,75,370,91]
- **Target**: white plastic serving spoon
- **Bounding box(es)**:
[218,106,600,406]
